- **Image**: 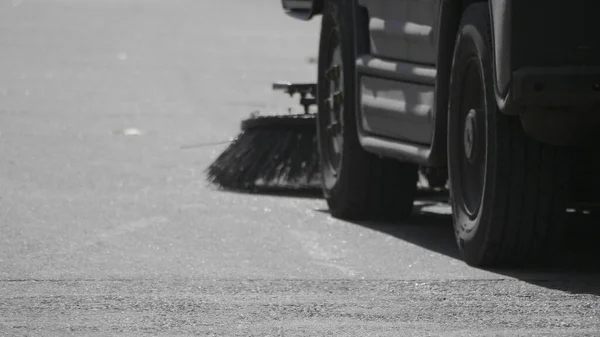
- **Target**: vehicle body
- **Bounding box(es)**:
[281,0,600,267]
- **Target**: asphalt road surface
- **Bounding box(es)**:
[0,0,599,336]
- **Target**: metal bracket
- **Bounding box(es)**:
[272,81,317,114]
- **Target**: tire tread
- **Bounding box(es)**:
[320,0,418,222]
[452,4,571,267]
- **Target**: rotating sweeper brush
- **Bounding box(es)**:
[205,82,321,193]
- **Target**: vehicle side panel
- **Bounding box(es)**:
[356,0,440,145]
[360,76,435,144]
[357,0,438,64]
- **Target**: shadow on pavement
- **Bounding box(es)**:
[329,196,600,296]
[207,186,324,199]
[225,184,600,295]
[210,186,449,200]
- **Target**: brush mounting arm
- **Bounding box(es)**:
[272,82,317,114]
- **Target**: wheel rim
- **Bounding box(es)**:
[322,28,344,178]
[456,58,486,219]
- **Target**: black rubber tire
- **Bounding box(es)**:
[316,0,418,221]
[447,3,571,267]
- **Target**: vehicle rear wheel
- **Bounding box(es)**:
[317,0,418,221]
[447,3,571,267]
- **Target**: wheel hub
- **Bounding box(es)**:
[453,59,486,220]
[463,109,479,162]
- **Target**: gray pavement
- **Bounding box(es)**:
[0,0,599,336]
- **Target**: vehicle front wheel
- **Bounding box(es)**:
[317,0,418,221]
[447,3,571,267]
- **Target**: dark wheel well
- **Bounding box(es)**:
[312,0,324,16]
[461,0,486,11]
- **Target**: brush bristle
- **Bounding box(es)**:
[205,115,321,192]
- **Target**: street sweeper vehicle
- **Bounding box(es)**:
[278,0,600,267]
